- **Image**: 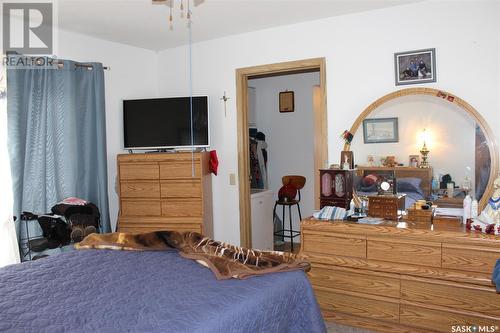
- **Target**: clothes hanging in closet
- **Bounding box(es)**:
[249,131,268,189]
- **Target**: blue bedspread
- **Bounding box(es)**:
[0,250,326,333]
[493,259,500,293]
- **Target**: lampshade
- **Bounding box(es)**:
[418,128,432,149]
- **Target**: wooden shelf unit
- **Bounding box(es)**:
[117,152,213,236]
[301,218,500,332]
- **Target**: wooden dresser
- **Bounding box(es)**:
[301,219,500,332]
[117,152,213,237]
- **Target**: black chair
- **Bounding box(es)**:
[273,175,305,252]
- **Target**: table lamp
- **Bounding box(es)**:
[419,129,431,168]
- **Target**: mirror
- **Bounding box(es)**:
[346,88,498,211]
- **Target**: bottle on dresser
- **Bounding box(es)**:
[463,194,472,224]
[471,196,478,219]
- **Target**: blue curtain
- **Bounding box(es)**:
[7,57,111,235]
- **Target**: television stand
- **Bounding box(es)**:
[145,149,177,154]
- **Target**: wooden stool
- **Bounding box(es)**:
[273,175,305,252]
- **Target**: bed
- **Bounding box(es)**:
[0,250,326,333]
[355,166,433,209]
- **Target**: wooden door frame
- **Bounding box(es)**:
[236,58,328,248]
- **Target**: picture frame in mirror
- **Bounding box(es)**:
[409,155,420,168]
[340,151,354,170]
[363,117,399,144]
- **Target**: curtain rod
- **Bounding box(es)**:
[57,62,111,71]
[5,52,110,70]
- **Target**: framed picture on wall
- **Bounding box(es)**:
[394,48,436,85]
[279,91,294,112]
[363,117,399,144]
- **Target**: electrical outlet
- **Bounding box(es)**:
[229,173,236,185]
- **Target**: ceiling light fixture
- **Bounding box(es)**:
[153,0,204,30]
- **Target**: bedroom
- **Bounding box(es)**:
[1,0,499,332]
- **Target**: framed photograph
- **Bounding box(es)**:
[394,48,436,86]
[409,155,420,168]
[279,91,294,113]
[363,118,399,144]
[340,151,354,169]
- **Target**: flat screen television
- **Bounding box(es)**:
[123,96,210,150]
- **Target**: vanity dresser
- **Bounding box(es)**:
[301,219,500,332]
[313,87,500,332]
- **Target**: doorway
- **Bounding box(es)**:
[236,58,328,248]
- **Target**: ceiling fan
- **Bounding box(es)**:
[153,0,204,28]
[152,0,205,6]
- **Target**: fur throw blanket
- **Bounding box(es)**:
[75,231,310,280]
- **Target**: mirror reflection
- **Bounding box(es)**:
[350,94,491,209]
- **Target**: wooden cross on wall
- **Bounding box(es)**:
[220,91,230,117]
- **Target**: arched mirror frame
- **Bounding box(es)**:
[344,87,499,212]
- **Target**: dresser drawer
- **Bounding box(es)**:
[161,199,202,217]
[309,266,400,298]
[315,289,399,323]
[401,277,500,317]
[120,181,160,198]
[442,244,500,273]
[383,208,398,219]
[367,238,441,267]
[161,180,202,198]
[400,305,500,332]
[368,208,382,217]
[160,160,201,179]
[120,163,159,180]
[370,197,384,204]
[121,200,161,216]
[302,232,366,258]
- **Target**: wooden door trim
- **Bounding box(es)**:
[236,58,328,248]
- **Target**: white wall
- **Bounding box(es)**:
[351,95,476,188]
[249,72,319,233]
[57,30,159,231]
[152,1,499,245]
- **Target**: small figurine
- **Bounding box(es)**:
[367,155,375,167]
[342,155,350,170]
[470,176,500,235]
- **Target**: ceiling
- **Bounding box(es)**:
[58,0,422,51]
